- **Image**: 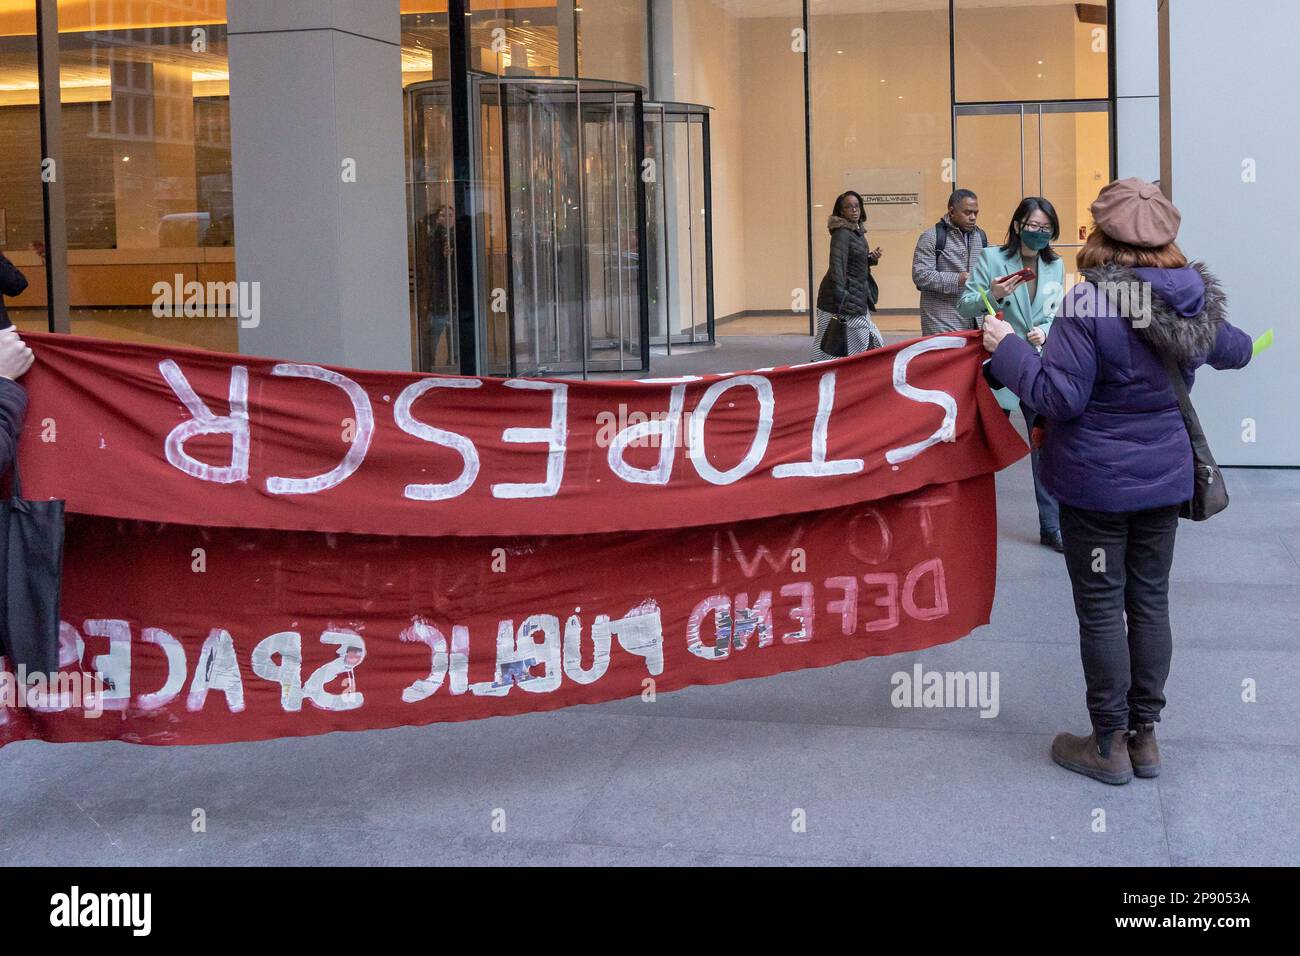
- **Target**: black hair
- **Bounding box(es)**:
[833,191,867,222]
[999,196,1060,263]
[948,188,978,208]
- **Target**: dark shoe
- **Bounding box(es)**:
[1040,529,1064,553]
[1051,730,1133,785]
[1128,723,1161,778]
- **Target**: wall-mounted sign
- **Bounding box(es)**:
[843,168,924,231]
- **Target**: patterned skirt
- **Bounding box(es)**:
[810,308,885,362]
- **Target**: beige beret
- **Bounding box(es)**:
[1090,177,1182,247]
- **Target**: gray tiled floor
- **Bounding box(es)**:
[2,334,1296,866]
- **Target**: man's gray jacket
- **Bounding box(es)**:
[912,217,987,334]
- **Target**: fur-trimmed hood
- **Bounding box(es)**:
[1082,261,1226,363]
[827,214,864,235]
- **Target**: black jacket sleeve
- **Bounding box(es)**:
[0,377,28,479]
[0,253,29,298]
[826,230,849,303]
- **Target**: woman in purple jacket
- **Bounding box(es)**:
[982,179,1252,785]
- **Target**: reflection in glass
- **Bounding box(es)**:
[49,0,235,349]
[468,1,566,78]
[408,77,647,377]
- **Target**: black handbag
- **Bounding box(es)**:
[0,460,65,675]
[819,313,849,357]
[819,252,866,358]
[1162,355,1229,521]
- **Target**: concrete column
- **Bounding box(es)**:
[558,1,578,76]
[649,0,676,101]
[227,0,411,371]
[1113,0,1161,182]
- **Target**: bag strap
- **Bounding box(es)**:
[933,222,947,266]
[1161,353,1211,451]
[8,455,21,501]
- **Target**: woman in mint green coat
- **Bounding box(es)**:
[957,196,1067,550]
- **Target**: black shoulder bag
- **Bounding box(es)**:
[819,232,868,358]
[819,303,850,357]
[819,273,854,359]
[1162,355,1229,521]
[0,459,65,675]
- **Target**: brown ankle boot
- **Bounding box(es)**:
[1051,730,1133,785]
[1128,723,1161,778]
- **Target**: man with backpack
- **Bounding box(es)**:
[912,189,987,335]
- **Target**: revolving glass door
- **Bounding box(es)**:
[644,102,714,351]
[407,77,649,377]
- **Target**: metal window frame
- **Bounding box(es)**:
[35,0,69,333]
[447,74,650,378]
[948,1,1119,192]
[642,100,715,354]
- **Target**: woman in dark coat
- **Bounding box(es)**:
[0,250,29,330]
[811,191,883,360]
[983,178,1253,785]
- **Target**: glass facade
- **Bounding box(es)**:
[0,0,234,347]
[6,0,1113,369]
[402,2,651,377]
[643,0,1111,336]
[0,1,46,327]
[644,102,711,350]
[810,0,953,323]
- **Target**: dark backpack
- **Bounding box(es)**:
[933,221,986,266]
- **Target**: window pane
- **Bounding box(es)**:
[955,109,1024,250]
[577,0,647,88]
[1041,105,1111,258]
[0,0,48,330]
[811,0,952,319]
[467,1,565,78]
[402,6,456,373]
[955,0,1109,103]
[660,0,807,333]
[58,0,235,350]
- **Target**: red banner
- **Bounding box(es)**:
[1,332,1026,748]
[18,331,1020,537]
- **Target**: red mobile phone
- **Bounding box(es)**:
[995,267,1035,284]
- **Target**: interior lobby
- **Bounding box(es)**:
[1,0,1122,372]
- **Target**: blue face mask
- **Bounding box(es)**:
[1021,227,1052,251]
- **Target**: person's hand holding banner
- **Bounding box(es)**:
[0,328,34,380]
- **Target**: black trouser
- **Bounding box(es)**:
[1058,502,1181,739]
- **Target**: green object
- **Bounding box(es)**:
[1253,328,1274,357]
[978,288,997,316]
